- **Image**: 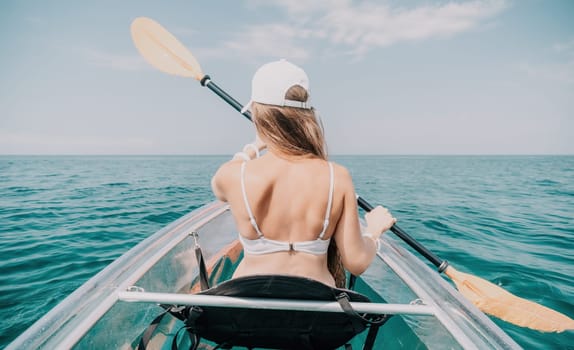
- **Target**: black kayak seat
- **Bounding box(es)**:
[160,275,391,350]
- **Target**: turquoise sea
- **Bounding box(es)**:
[0,155,573,349]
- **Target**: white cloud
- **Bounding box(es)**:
[226,24,309,60]
[247,0,350,17]
[233,0,508,59]
[201,23,310,62]
[322,0,507,54]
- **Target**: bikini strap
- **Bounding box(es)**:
[319,162,334,239]
[240,162,264,237]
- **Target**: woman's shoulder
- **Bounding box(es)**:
[212,160,243,188]
[328,161,351,177]
[215,159,241,175]
[328,161,354,187]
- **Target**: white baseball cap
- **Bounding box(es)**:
[241,59,311,113]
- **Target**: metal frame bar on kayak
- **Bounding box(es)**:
[118,291,435,316]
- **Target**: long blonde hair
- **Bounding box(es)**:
[252,85,346,287]
[251,85,327,160]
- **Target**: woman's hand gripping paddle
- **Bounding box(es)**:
[130,16,574,333]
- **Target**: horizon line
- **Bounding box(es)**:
[1,153,573,157]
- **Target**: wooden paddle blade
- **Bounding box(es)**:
[130,17,204,80]
[445,266,574,332]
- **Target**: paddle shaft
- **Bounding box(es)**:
[357,196,449,273]
[198,74,449,274]
[201,75,252,121]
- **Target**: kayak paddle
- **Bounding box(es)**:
[130,16,574,333]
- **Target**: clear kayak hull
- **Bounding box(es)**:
[7,202,521,349]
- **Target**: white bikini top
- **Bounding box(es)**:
[239,161,334,256]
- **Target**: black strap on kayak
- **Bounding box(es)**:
[191,231,210,291]
[336,292,390,327]
[137,308,170,350]
[348,274,357,290]
[138,231,210,350]
[336,292,368,333]
[335,292,391,350]
[170,306,203,350]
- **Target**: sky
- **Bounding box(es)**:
[0,0,573,155]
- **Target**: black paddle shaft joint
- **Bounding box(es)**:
[200,75,252,122]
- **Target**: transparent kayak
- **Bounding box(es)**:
[6,201,521,349]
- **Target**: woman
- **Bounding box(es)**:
[211,59,396,287]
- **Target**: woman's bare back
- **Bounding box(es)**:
[220,154,344,285]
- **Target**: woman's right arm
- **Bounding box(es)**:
[211,159,243,202]
[332,166,396,275]
[211,161,233,202]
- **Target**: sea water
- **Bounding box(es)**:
[0,155,572,349]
